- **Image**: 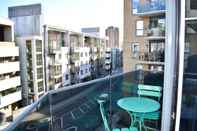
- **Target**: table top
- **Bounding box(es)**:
[117,97,160,113]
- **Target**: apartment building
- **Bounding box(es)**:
[84,34,106,79]
[123,0,165,72]
[43,26,108,87]
[43,25,71,90]
[0,17,21,121]
[105,26,119,49]
[8,4,45,104]
[16,36,45,104]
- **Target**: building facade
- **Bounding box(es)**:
[16,36,45,104]
[81,27,100,37]
[43,25,71,90]
[44,25,107,89]
[0,17,21,121]
[123,0,165,72]
[105,26,119,49]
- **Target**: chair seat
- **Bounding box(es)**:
[130,127,138,131]
[112,127,138,131]
[112,128,121,131]
[135,111,160,120]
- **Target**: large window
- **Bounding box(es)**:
[136,20,144,36]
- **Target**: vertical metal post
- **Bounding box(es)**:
[43,25,48,92]
[161,0,177,130]
[175,0,185,130]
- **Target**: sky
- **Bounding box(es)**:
[0,0,123,40]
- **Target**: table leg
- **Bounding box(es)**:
[128,112,137,127]
[139,120,142,131]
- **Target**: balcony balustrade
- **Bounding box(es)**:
[135,0,165,15]
[4,71,164,131]
[132,51,164,63]
[146,27,165,37]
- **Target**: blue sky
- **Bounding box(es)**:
[0,0,123,39]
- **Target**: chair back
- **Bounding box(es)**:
[97,99,111,131]
[137,84,162,100]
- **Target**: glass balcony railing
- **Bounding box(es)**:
[132,51,165,63]
[136,0,165,15]
[4,70,164,131]
[146,27,165,37]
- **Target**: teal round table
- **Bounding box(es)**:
[117,97,160,131]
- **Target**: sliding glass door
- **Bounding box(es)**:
[175,0,197,130]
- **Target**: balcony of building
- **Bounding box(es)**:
[70,65,80,74]
[0,61,20,74]
[134,0,166,16]
[145,27,165,40]
[0,76,20,92]
[49,59,61,66]
[0,90,21,108]
[48,40,61,54]
[4,70,165,131]
[132,51,164,65]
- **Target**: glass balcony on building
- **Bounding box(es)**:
[134,0,166,16]
[145,27,165,40]
[4,70,164,131]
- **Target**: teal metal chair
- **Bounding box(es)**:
[97,94,138,131]
[136,84,162,127]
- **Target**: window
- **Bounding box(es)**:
[37,68,43,79]
[65,74,69,80]
[136,20,144,36]
[80,70,83,75]
[36,40,42,52]
[131,43,140,58]
[85,69,88,73]
[38,81,44,92]
[81,52,83,57]
[135,64,143,70]
[36,54,43,65]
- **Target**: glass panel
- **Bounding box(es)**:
[8,71,164,131]
[132,0,165,14]
[180,1,197,130]
[12,95,50,131]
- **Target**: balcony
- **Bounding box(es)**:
[135,0,166,16]
[0,76,21,92]
[49,59,61,66]
[4,71,164,131]
[0,91,21,108]
[145,27,165,40]
[132,51,164,65]
[0,62,20,74]
[70,53,80,62]
[105,53,111,58]
[48,44,61,54]
[0,46,19,57]
[70,65,79,74]
[0,42,15,47]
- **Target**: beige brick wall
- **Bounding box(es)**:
[123,0,149,72]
